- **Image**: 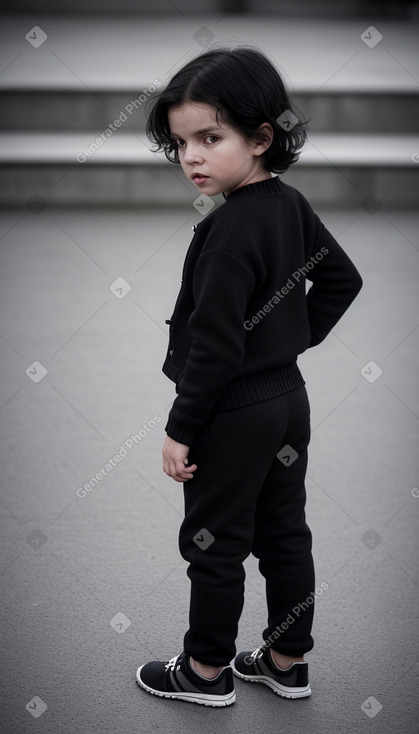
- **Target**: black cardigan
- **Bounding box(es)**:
[162,176,363,445]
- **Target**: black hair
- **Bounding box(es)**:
[145,46,307,174]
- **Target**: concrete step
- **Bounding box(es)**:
[1,17,418,96]
[2,16,418,207]
[1,132,418,208]
[1,131,418,166]
[2,90,418,134]
[6,0,418,17]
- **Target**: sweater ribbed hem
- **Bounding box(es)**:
[162,359,305,407]
[164,416,197,446]
[163,362,305,445]
[214,362,305,411]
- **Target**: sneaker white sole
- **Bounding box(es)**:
[232,666,311,699]
[136,666,236,707]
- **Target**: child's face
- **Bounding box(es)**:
[168,102,271,197]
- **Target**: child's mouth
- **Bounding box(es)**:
[192,174,209,185]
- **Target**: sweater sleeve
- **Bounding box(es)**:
[306,219,363,348]
[165,249,256,445]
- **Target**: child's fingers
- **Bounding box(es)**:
[176,460,197,478]
[172,461,197,482]
[180,465,197,481]
[161,437,197,481]
[162,461,194,482]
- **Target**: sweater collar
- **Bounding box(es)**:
[224,175,283,200]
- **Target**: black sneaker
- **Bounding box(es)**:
[232,646,311,699]
[136,651,236,707]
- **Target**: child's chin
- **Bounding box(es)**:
[203,186,222,197]
[193,181,221,197]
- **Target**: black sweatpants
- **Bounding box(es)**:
[179,385,315,667]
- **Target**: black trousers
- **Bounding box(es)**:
[178,385,315,667]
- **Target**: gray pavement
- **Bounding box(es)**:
[0,203,418,733]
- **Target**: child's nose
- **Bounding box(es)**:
[183,144,204,165]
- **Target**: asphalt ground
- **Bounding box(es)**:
[0,203,418,733]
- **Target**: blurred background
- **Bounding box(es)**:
[1,0,419,207]
[0,2,418,733]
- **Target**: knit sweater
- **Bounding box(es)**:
[163,176,363,446]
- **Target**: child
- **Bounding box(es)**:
[136,47,362,707]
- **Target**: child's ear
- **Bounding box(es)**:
[253,123,274,156]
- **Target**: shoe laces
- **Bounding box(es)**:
[250,646,264,662]
[165,654,181,672]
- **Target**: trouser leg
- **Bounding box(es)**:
[252,387,315,656]
[178,387,314,666]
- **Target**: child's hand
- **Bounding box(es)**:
[162,435,197,483]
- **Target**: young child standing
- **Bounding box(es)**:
[136,47,362,707]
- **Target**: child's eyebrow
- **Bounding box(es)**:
[170,128,220,139]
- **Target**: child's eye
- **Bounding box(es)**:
[172,135,218,150]
[204,135,219,144]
